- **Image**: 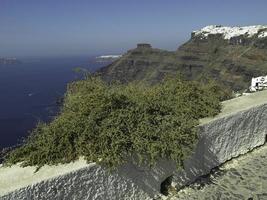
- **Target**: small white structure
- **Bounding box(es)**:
[250,76,267,92]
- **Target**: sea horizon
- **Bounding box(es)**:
[0,55,112,149]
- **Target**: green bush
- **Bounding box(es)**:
[5,76,221,170]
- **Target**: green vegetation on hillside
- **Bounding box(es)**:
[5,75,222,170]
[98,37,267,92]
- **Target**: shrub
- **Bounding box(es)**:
[5,76,221,170]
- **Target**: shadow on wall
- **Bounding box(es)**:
[173,104,267,189]
[115,157,177,197]
[109,103,267,197]
[111,132,222,197]
[173,135,220,189]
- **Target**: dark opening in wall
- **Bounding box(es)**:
[160,175,173,196]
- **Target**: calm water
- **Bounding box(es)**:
[0,56,109,149]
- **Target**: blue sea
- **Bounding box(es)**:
[0,56,110,149]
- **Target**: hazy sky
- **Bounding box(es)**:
[1,0,267,57]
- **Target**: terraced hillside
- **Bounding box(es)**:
[97,25,267,91]
[97,45,179,84]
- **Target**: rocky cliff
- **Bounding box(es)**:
[97,25,267,91]
[97,44,179,84]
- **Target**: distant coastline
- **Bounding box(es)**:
[0,57,21,65]
[95,55,122,62]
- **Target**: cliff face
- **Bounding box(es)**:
[97,44,179,84]
[179,25,267,91]
[97,25,267,91]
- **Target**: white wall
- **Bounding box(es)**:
[1,103,267,200]
[173,104,267,188]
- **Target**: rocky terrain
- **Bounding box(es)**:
[97,44,179,84]
[97,25,267,91]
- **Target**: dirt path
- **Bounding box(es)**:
[168,144,267,200]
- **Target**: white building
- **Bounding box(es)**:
[250,76,267,92]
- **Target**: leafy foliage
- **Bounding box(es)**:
[5,76,221,169]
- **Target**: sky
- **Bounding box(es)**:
[1,0,267,57]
